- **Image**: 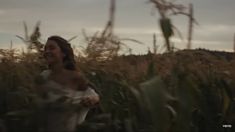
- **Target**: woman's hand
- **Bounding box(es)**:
[80,96,99,107]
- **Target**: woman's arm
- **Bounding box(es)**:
[73,72,100,107]
[80,87,100,107]
[80,96,99,107]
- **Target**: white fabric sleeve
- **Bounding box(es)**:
[75,87,99,125]
[84,86,99,97]
[71,87,98,104]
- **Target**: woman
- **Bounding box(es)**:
[36,36,99,132]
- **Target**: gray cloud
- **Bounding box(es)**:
[0,0,234,53]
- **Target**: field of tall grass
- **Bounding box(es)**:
[1,33,235,132]
[0,0,235,131]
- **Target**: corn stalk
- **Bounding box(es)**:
[149,0,198,52]
[234,33,235,52]
[16,21,44,53]
[83,0,143,61]
[187,3,193,49]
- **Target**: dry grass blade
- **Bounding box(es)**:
[68,36,78,42]
[234,33,235,52]
[16,35,27,43]
[120,38,144,45]
[172,25,183,41]
[23,21,29,41]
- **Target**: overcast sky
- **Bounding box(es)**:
[0,0,234,54]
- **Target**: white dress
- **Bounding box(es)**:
[38,70,98,132]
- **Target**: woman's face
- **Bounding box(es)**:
[44,40,65,65]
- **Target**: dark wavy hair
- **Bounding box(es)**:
[47,36,76,71]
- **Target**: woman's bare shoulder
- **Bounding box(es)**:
[68,71,88,90]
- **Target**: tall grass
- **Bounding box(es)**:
[1,43,234,132]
